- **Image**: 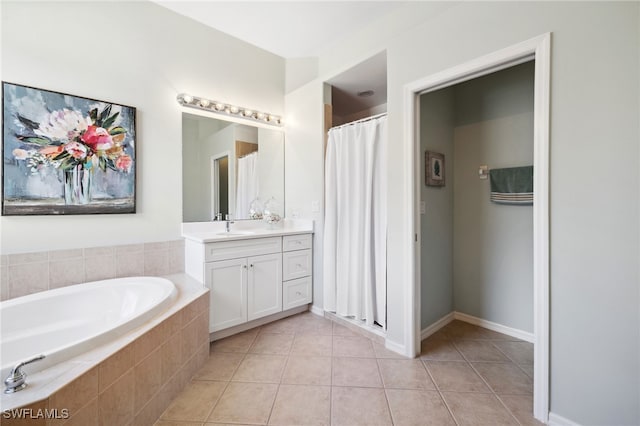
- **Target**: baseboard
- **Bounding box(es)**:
[309,305,324,317]
[420,311,534,343]
[548,412,582,426]
[420,312,455,340]
[384,338,410,357]
[453,312,534,343]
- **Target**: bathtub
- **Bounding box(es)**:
[0,276,177,381]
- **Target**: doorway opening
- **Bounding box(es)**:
[211,153,230,220]
[404,34,550,422]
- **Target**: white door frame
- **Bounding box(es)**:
[210,150,231,219]
[403,33,550,422]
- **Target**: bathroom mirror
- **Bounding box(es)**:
[182,112,284,222]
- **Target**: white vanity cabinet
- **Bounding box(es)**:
[185,232,312,334]
[282,234,313,310]
[205,251,282,331]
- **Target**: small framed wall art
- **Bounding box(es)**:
[425,150,445,187]
[2,82,136,215]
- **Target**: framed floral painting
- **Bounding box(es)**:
[2,82,136,215]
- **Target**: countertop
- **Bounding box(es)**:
[181,219,314,243]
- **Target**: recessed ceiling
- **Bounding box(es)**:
[329,51,387,117]
[153,1,408,58]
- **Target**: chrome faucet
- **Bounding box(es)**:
[4,354,46,394]
[225,214,234,232]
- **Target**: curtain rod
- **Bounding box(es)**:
[330,112,387,131]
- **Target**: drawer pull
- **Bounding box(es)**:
[296,291,302,296]
[250,264,254,268]
[243,265,247,269]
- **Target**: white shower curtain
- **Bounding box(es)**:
[323,115,387,328]
[235,152,259,220]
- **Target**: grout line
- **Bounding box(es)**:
[421,359,461,426]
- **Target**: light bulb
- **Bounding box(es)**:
[256,112,265,120]
[199,99,210,107]
[215,103,225,111]
[229,106,239,114]
[182,95,193,103]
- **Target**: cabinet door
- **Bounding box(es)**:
[205,258,247,332]
[247,253,282,321]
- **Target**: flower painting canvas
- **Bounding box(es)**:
[2,82,136,215]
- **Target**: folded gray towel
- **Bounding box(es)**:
[489,166,533,205]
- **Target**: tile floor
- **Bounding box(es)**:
[155,312,543,426]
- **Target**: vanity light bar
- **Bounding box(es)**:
[176,93,283,126]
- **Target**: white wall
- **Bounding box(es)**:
[452,62,534,333]
[285,2,639,423]
[1,0,284,254]
[419,88,454,328]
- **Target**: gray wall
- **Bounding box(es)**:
[452,62,534,333]
[420,87,455,328]
[419,62,534,333]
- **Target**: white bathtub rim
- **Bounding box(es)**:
[0,276,177,380]
[0,273,207,412]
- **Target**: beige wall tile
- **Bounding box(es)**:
[83,246,115,258]
[161,333,182,384]
[180,318,200,365]
[84,255,116,282]
[50,367,99,416]
[48,249,83,261]
[169,239,185,249]
[99,343,134,392]
[181,299,200,327]
[134,323,166,364]
[135,347,163,413]
[8,262,48,298]
[8,251,47,265]
[98,370,135,425]
[62,397,98,426]
[49,259,85,289]
[116,251,144,277]
[115,243,144,254]
[1,254,8,266]
[144,241,172,252]
[1,266,9,301]
[168,246,185,273]
[1,399,48,426]
[144,249,170,276]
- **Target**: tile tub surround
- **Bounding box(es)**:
[1,274,209,426]
[156,316,542,426]
[0,240,185,301]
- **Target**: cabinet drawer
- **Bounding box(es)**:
[283,276,312,310]
[283,249,312,281]
[282,234,312,252]
[204,237,282,262]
